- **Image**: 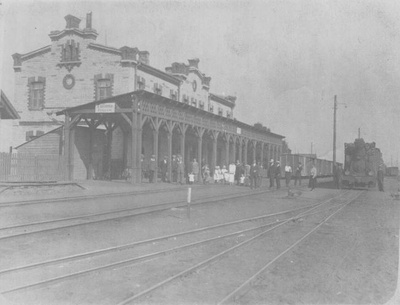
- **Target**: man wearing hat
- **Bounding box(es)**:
[149,154,157,183]
[268,159,275,189]
[160,155,168,182]
[177,155,185,184]
[294,163,303,186]
[172,155,178,183]
[275,161,281,189]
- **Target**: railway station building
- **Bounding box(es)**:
[11,13,284,182]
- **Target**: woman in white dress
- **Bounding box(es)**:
[228,162,236,185]
[214,166,221,183]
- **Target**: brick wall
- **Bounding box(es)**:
[16,128,62,155]
[136,70,178,100]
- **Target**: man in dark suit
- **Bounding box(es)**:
[160,155,168,182]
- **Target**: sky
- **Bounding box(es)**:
[1,0,399,164]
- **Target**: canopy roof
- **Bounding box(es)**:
[57,90,284,140]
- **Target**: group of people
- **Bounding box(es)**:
[142,154,320,191]
[153,156,212,185]
[213,161,263,189]
[142,155,267,188]
[267,160,318,191]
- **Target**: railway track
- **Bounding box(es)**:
[1,189,358,303]
[0,186,277,240]
[113,190,362,305]
[0,183,211,208]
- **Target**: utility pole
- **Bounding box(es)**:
[333,95,337,169]
[358,128,361,139]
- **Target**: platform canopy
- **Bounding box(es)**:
[57,90,284,183]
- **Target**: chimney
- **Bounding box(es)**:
[188,58,200,69]
[138,51,150,65]
[65,15,81,29]
[86,12,92,29]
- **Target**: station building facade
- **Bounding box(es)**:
[12,13,284,182]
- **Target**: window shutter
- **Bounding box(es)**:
[26,131,34,141]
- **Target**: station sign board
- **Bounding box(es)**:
[236,127,242,134]
[95,103,115,113]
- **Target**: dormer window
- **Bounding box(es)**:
[154,83,162,95]
[170,89,178,101]
[137,76,146,90]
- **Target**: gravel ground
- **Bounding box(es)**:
[2,178,399,305]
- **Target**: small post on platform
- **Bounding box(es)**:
[187,187,192,219]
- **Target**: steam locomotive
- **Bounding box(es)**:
[342,138,383,189]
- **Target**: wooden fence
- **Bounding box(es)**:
[0,153,65,182]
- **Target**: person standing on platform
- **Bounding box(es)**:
[250,161,258,189]
[221,165,229,184]
[275,161,281,189]
[172,155,178,183]
[244,163,251,187]
[149,154,156,183]
[268,159,275,189]
[177,155,185,184]
[310,164,317,191]
[294,163,303,186]
[228,162,236,186]
[285,163,292,187]
[235,161,242,186]
[377,164,385,192]
[256,161,263,188]
[191,158,199,183]
[160,156,168,182]
[202,164,210,184]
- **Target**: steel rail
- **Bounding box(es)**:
[217,190,363,304]
[0,194,336,276]
[2,192,350,295]
[0,187,273,241]
[115,191,353,305]
[0,184,211,208]
[0,186,260,232]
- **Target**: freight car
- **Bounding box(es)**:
[279,154,336,178]
[342,138,382,189]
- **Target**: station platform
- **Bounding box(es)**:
[0,176,335,205]
[0,179,248,204]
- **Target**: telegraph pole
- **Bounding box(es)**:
[333,95,337,169]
